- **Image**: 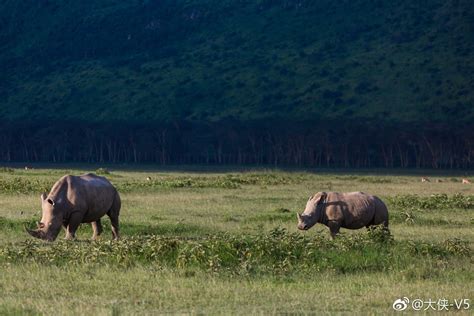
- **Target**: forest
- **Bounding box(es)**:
[0,120,472,168]
[0,0,473,168]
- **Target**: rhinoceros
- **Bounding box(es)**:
[296,191,388,238]
[26,173,121,241]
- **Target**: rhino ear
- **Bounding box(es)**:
[40,193,47,202]
[321,192,328,202]
[315,192,327,204]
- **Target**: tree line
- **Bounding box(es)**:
[0,120,472,169]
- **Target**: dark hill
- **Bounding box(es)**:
[1,0,473,122]
[0,0,473,167]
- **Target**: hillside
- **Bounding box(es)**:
[0,0,473,123]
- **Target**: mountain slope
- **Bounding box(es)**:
[0,0,473,123]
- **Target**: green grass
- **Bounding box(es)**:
[0,167,473,314]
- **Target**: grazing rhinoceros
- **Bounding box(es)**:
[297,191,388,238]
[26,173,121,241]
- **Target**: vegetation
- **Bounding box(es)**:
[0,167,472,314]
[387,193,474,210]
[0,227,469,274]
[1,0,472,123]
[0,1,473,167]
[95,168,111,175]
[0,171,304,194]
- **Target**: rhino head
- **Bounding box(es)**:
[297,192,327,231]
[25,193,63,241]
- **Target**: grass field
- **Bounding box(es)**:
[0,166,473,315]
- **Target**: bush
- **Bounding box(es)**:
[117,173,305,192]
[95,168,110,175]
[0,177,52,194]
[1,228,469,275]
[0,167,14,173]
[387,194,474,210]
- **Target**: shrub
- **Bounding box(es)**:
[117,173,305,192]
[0,177,52,194]
[0,167,14,173]
[1,228,468,276]
[387,194,474,210]
[95,168,110,175]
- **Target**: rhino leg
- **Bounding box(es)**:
[107,193,121,240]
[109,215,119,240]
[65,213,82,240]
[65,230,76,240]
[327,221,340,239]
[91,220,103,240]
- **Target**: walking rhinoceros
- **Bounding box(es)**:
[26,173,121,241]
[296,191,388,238]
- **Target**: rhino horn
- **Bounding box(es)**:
[25,226,40,238]
[25,224,46,240]
[296,212,302,221]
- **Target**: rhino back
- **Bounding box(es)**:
[48,175,70,198]
[68,174,117,222]
[325,192,377,229]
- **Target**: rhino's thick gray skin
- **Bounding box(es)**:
[297,191,388,238]
[26,173,121,241]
